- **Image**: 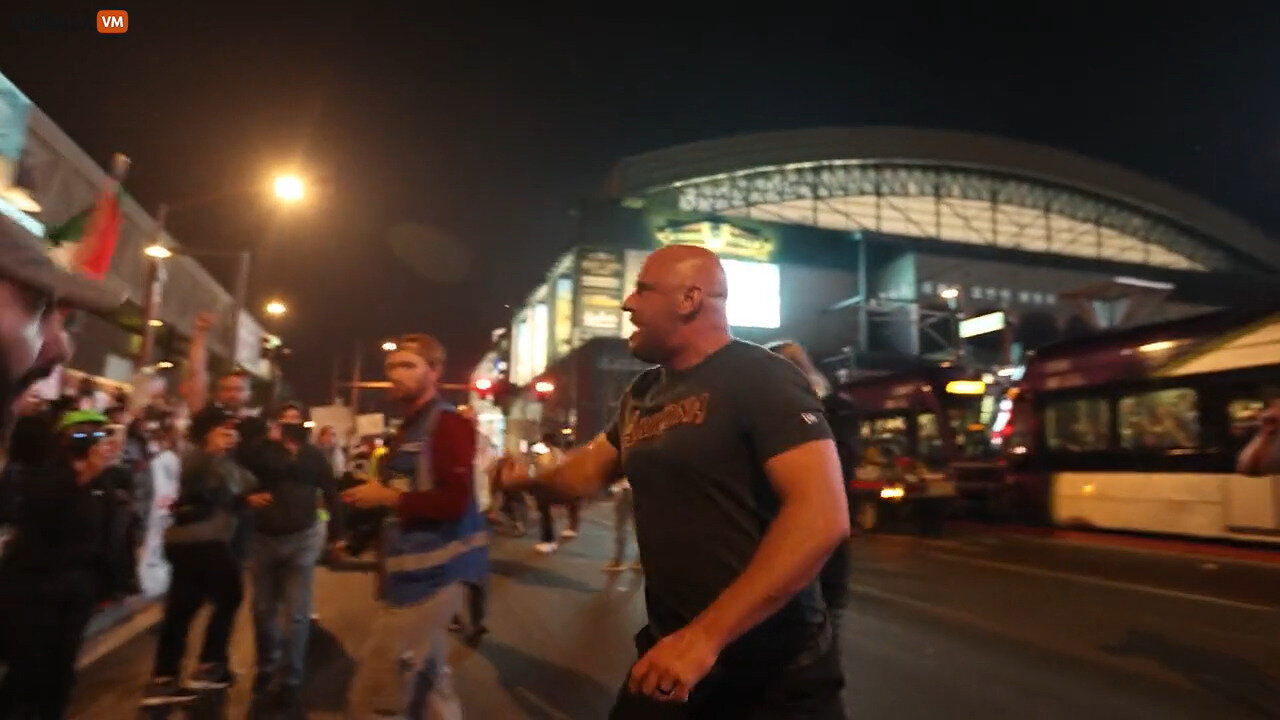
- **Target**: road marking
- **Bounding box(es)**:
[846,583,1200,691]
[922,550,1275,613]
[513,686,573,720]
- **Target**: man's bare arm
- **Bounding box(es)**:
[180,312,214,414]
[687,438,849,648]
[503,432,619,500]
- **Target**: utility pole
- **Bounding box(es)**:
[349,341,362,413]
[227,250,252,372]
[137,204,168,368]
[331,355,340,404]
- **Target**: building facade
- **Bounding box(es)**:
[488,127,1280,446]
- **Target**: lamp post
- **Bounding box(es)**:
[139,238,252,370]
[261,301,289,405]
[137,173,306,370]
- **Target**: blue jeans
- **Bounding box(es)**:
[251,523,326,687]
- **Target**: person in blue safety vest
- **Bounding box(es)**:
[343,332,487,719]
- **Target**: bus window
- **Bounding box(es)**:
[861,416,909,466]
[1045,397,1110,452]
[1118,388,1199,451]
[948,400,995,460]
[917,413,946,470]
[1228,398,1265,443]
[1227,385,1280,448]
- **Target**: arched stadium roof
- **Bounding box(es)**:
[606,127,1279,273]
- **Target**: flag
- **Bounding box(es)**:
[45,153,129,279]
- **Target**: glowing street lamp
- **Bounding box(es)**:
[265,300,287,316]
[381,341,398,352]
[939,286,960,300]
[144,243,173,259]
[273,174,306,203]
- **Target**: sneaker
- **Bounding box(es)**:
[140,677,197,706]
[603,561,626,572]
[560,528,579,540]
[187,662,234,690]
[534,541,559,554]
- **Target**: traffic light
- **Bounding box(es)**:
[472,377,494,399]
[534,379,555,400]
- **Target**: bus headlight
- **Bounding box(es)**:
[880,486,905,501]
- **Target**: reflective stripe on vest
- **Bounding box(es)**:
[380,399,489,604]
[382,530,490,574]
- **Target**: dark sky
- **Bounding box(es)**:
[2,3,1279,404]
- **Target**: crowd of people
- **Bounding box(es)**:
[0,217,862,720]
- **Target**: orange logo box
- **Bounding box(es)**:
[97,10,128,33]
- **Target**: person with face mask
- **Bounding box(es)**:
[248,402,340,711]
[343,333,486,719]
[0,410,126,719]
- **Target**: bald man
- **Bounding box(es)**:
[502,245,849,718]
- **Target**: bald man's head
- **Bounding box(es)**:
[622,245,731,365]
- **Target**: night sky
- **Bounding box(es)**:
[2,4,1278,404]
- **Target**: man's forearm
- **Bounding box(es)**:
[687,500,844,650]
[508,457,604,500]
[182,333,209,413]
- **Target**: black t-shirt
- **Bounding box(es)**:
[605,339,835,660]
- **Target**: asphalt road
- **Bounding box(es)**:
[67,505,1280,718]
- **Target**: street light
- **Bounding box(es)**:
[137,171,311,369]
[939,286,960,300]
[148,319,164,327]
[273,174,306,203]
[381,341,398,352]
[265,300,288,316]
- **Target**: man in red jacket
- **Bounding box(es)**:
[344,333,486,718]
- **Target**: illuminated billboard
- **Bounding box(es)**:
[531,302,549,376]
[723,258,780,329]
[959,311,1006,339]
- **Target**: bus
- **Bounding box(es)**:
[838,366,1005,532]
[1003,305,1280,544]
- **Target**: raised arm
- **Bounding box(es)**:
[180,312,216,414]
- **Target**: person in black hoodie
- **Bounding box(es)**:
[0,410,126,719]
[247,402,340,709]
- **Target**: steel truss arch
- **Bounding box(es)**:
[660,162,1229,271]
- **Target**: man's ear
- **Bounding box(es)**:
[678,285,705,319]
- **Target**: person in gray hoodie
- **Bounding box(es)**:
[141,406,267,707]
